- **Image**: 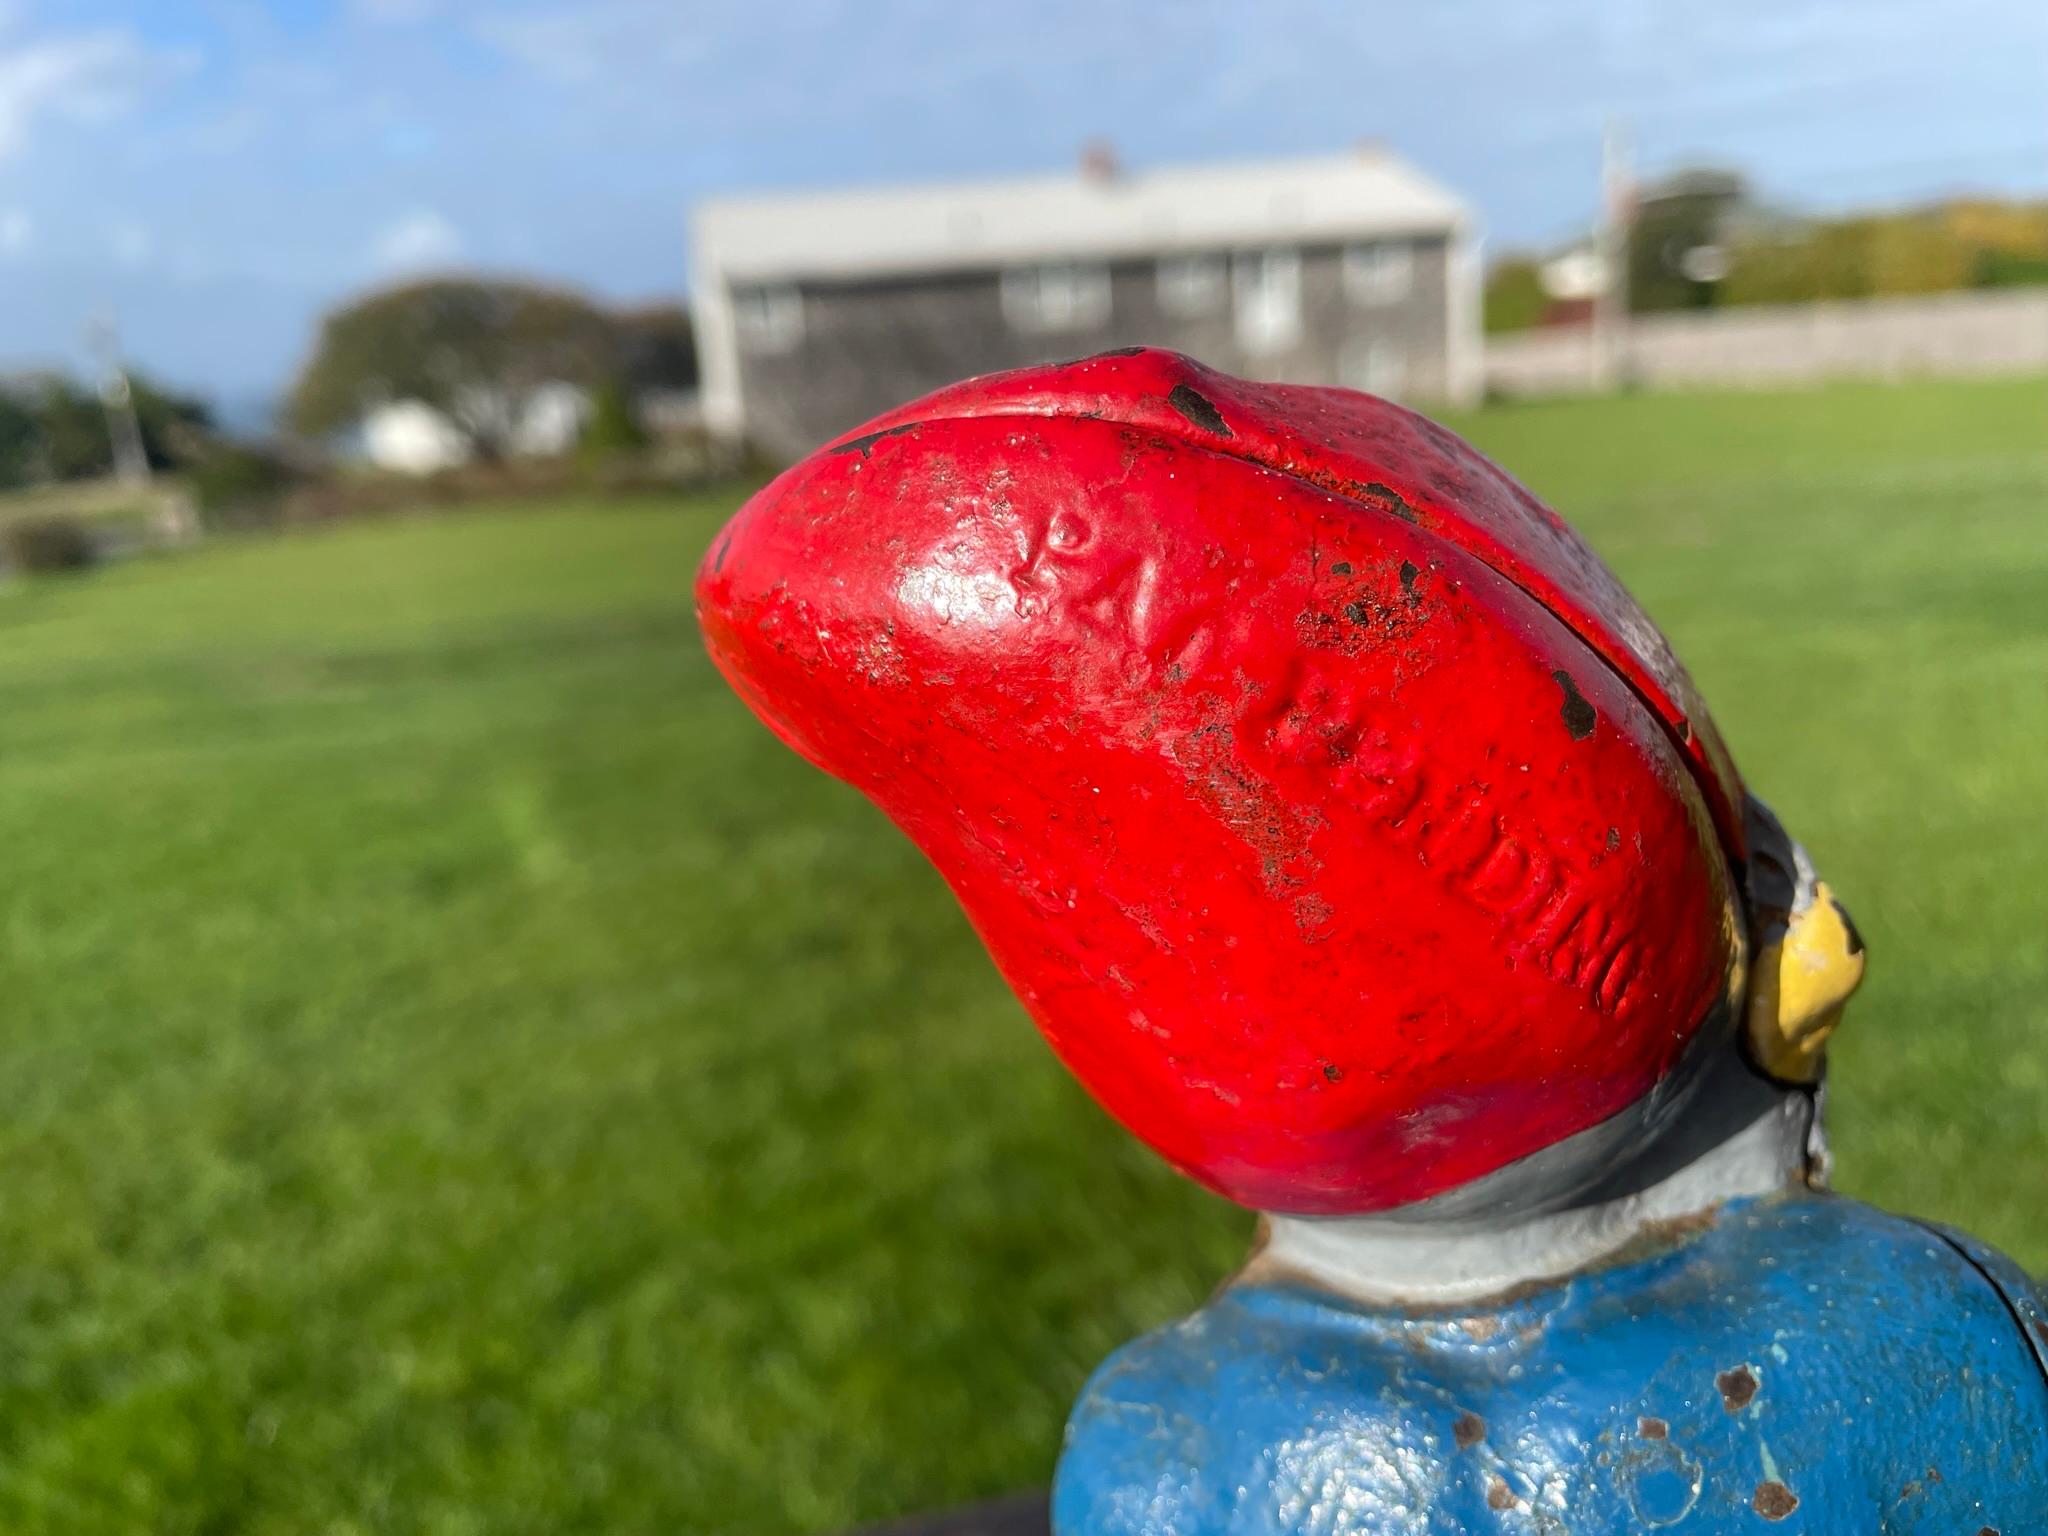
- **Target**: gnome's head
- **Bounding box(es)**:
[695,348,1863,1218]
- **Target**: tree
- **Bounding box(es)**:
[1627,168,1748,313]
[287,279,622,459]
[33,379,122,480]
[1482,258,1549,333]
[613,303,697,395]
[578,378,648,466]
[1710,196,2048,308]
[1725,214,1977,306]
[0,389,40,489]
[5,373,210,483]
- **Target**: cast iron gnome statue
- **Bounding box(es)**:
[696,349,2047,1532]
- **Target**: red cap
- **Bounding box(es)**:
[697,349,1745,1215]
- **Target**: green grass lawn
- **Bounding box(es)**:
[0,377,2044,1533]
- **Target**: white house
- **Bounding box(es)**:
[358,383,594,475]
[692,145,1483,460]
[360,399,471,475]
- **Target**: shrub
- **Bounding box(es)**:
[28,376,211,481]
[1483,259,1549,334]
[2,515,98,574]
[1975,249,2048,289]
[577,379,648,468]
[0,391,41,490]
[187,443,299,531]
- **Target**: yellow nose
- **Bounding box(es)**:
[1745,880,1866,1084]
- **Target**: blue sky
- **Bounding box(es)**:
[3,0,2044,411]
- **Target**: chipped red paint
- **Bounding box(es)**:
[845,347,1748,859]
[695,348,1744,1214]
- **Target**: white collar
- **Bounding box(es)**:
[1248,1086,1820,1307]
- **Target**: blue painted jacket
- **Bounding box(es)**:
[1056,1194,2048,1534]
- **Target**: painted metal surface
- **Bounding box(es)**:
[695,348,2045,1534]
[1056,1195,2048,1534]
[1741,799,1867,1086]
[696,348,1743,1215]
[838,348,1746,857]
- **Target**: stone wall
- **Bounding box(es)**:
[1485,289,2048,398]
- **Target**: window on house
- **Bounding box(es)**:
[734,285,803,353]
[1343,242,1414,305]
[1000,263,1112,332]
[1232,248,1303,354]
[1341,337,1408,398]
[1157,253,1227,317]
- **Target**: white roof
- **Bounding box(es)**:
[695,149,1470,284]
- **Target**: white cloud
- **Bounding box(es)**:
[0,23,184,160]
[369,207,464,273]
[0,207,30,254]
[473,3,709,90]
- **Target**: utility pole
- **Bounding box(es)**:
[1591,119,1633,391]
[87,310,151,486]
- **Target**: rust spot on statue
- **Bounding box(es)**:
[1716,1365,1759,1413]
[1637,1416,1668,1440]
[832,422,920,459]
[1167,384,1232,437]
[1553,669,1597,741]
[1329,561,1352,576]
[1399,559,1420,596]
[1359,480,1420,524]
[1321,1062,1344,1084]
[1486,1478,1518,1511]
[1752,1481,1799,1520]
[1452,1411,1485,1449]
[1169,719,1315,898]
[1294,892,1335,943]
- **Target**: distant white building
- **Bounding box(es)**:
[361,399,471,474]
[358,383,594,474]
[692,146,1482,459]
[1540,244,1608,303]
[513,382,592,457]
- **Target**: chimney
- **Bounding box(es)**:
[1080,139,1120,182]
